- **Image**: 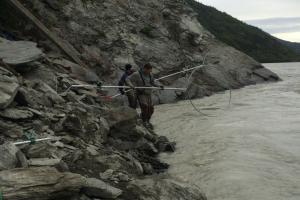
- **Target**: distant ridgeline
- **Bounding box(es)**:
[186,0,300,63]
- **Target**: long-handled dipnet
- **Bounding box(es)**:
[111,65,206,98]
[63,85,186,93]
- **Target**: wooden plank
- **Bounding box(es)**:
[5,0,88,68]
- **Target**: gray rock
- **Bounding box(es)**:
[25,142,58,158]
[22,64,57,88]
[118,172,130,182]
[99,169,130,182]
[99,169,114,180]
[110,125,147,142]
[35,81,65,104]
[141,163,154,175]
[52,58,100,83]
[0,142,19,170]
[86,144,99,156]
[253,67,280,81]
[16,87,52,108]
[108,107,143,141]
[0,37,43,65]
[107,106,138,128]
[136,138,159,156]
[83,178,122,199]
[0,120,23,138]
[28,158,62,166]
[0,167,86,200]
[0,66,19,109]
[63,114,84,134]
[95,154,143,175]
[16,80,64,108]
[0,108,34,120]
[128,177,207,200]
[70,194,93,200]
[155,136,176,152]
[16,150,29,168]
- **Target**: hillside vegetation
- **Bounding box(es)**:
[186,0,300,63]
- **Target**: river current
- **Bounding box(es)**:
[153,63,300,200]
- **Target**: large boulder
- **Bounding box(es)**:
[0,37,43,65]
[0,167,86,200]
[0,66,19,109]
[82,178,122,199]
[106,106,138,128]
[107,107,140,141]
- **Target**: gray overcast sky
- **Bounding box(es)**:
[198,0,300,42]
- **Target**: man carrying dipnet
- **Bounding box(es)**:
[126,63,164,129]
[118,64,137,108]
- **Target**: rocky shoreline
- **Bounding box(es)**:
[0,0,280,199]
[0,37,206,199]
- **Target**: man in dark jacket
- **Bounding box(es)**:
[118,64,136,108]
[126,63,164,128]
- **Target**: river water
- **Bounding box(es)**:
[153,63,300,200]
